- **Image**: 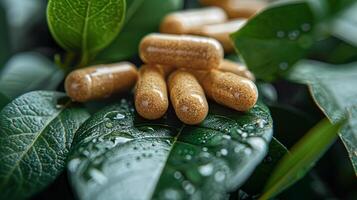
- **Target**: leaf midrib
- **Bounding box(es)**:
[0,100,70,188]
[148,124,186,199]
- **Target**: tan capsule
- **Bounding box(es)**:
[168,70,208,125]
[135,65,169,120]
[65,62,138,102]
[200,70,258,111]
[140,33,223,70]
[160,7,227,34]
[219,59,255,81]
[199,0,267,18]
[191,19,246,53]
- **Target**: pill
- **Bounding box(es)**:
[135,65,169,120]
[199,70,258,111]
[160,7,227,34]
[219,59,255,81]
[168,70,208,125]
[199,0,267,18]
[140,33,223,70]
[191,19,247,53]
[65,62,138,102]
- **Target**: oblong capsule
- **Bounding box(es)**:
[168,70,208,125]
[199,0,267,18]
[140,33,223,70]
[200,70,258,111]
[135,65,169,120]
[65,62,138,102]
[191,19,247,53]
[219,59,255,81]
[160,7,227,34]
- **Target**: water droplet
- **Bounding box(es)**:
[136,156,141,161]
[241,132,248,138]
[202,147,208,152]
[112,137,132,146]
[220,149,228,156]
[216,151,221,157]
[199,164,213,176]
[234,146,241,153]
[288,30,300,40]
[214,171,226,182]
[222,135,231,140]
[182,181,195,194]
[174,171,182,179]
[152,143,156,147]
[163,189,181,199]
[139,126,155,132]
[276,31,285,38]
[89,168,107,184]
[257,119,267,128]
[279,62,289,70]
[68,158,81,172]
[114,113,125,120]
[301,23,311,32]
[244,148,252,155]
[133,146,138,150]
[105,122,113,128]
[185,155,192,160]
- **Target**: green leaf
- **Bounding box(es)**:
[288,60,357,174]
[0,4,9,67]
[0,91,90,200]
[68,99,273,200]
[230,1,316,81]
[47,0,126,63]
[260,118,344,200]
[0,52,64,100]
[242,137,288,195]
[97,0,183,62]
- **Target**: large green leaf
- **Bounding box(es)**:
[0,91,90,199]
[68,99,273,200]
[97,0,183,62]
[47,0,126,64]
[260,119,344,200]
[0,52,64,100]
[230,1,316,81]
[288,60,357,174]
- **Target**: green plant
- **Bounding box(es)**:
[0,0,355,199]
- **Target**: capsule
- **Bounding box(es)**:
[140,34,223,70]
[219,59,255,81]
[191,19,246,53]
[135,65,169,120]
[199,70,258,111]
[199,0,267,18]
[160,7,227,34]
[168,70,208,125]
[65,62,138,102]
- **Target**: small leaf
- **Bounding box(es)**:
[47,0,126,62]
[0,91,90,199]
[68,99,273,200]
[0,52,64,99]
[260,118,344,200]
[97,0,183,62]
[288,60,357,174]
[230,1,315,81]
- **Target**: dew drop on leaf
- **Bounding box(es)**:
[214,171,226,182]
[174,171,182,180]
[198,164,214,176]
[220,149,228,156]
